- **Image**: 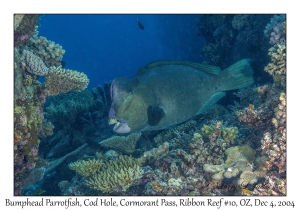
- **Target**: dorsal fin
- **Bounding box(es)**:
[137,60,221,75]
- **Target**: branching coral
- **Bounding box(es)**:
[264,15,286,45]
[27,34,65,67]
[21,49,49,76]
[264,44,286,77]
[69,159,103,177]
[154,120,196,146]
[85,155,143,193]
[45,90,94,126]
[201,121,238,144]
[44,66,89,96]
[99,132,142,154]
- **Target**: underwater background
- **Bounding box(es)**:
[13,14,286,196]
[38,14,204,88]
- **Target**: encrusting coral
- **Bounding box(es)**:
[99,132,142,154]
[84,155,143,193]
[138,142,170,164]
[44,66,89,96]
[68,159,103,177]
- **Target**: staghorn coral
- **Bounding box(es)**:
[264,43,286,77]
[21,49,49,76]
[69,159,103,177]
[85,155,143,193]
[99,132,142,154]
[44,66,89,96]
[27,34,65,67]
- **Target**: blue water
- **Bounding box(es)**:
[38,14,204,89]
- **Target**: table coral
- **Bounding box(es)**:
[44,66,89,96]
[69,159,103,177]
[99,132,142,154]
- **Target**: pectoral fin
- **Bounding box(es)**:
[147,106,165,126]
[196,92,226,115]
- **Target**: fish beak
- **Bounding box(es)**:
[108,117,131,133]
[108,117,122,131]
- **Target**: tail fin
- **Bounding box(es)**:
[220,59,254,91]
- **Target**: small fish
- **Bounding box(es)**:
[137,18,144,30]
[61,60,66,68]
[109,59,254,133]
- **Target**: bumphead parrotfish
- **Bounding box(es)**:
[108,59,254,133]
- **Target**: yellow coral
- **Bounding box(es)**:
[85,155,143,193]
[69,159,103,177]
[221,126,238,144]
[201,124,215,138]
[264,43,286,77]
[45,66,89,96]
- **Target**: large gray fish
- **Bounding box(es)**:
[108,59,253,133]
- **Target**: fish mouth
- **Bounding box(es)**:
[108,117,131,133]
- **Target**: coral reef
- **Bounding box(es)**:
[44,66,89,96]
[85,155,143,193]
[27,34,65,67]
[231,15,250,30]
[14,66,47,195]
[14,14,41,48]
[139,142,170,164]
[99,132,142,154]
[201,121,238,144]
[264,44,286,77]
[21,49,49,76]
[14,14,287,197]
[264,15,286,45]
[154,120,196,149]
[38,119,54,138]
[45,90,94,126]
[69,159,103,177]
